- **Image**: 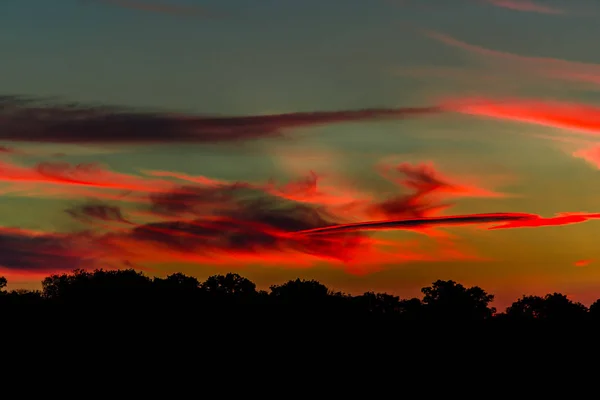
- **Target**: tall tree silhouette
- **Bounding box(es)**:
[421,280,495,322]
[201,273,257,296]
[269,278,332,320]
[160,272,201,290]
[270,278,329,301]
[200,273,258,322]
[0,276,6,293]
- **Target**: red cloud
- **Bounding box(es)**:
[574,259,592,267]
[0,159,180,203]
[442,97,600,136]
[573,145,600,169]
[488,212,600,229]
[0,153,595,277]
[0,158,512,275]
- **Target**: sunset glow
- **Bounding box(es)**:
[3,0,600,309]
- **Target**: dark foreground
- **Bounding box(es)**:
[2,269,600,331]
[4,269,599,377]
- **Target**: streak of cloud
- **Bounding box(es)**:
[488,212,600,229]
[293,213,535,236]
[440,97,600,168]
[294,211,600,235]
[0,160,177,197]
[442,97,600,136]
[0,95,440,144]
[482,0,564,14]
[421,28,600,88]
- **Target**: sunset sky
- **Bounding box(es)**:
[3,0,600,308]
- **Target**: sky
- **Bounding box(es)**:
[2,0,600,308]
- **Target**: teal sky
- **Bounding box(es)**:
[3,0,600,308]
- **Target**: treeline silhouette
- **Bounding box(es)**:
[2,268,600,332]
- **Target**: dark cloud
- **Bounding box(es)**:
[368,163,455,219]
[135,185,366,260]
[0,230,98,272]
[65,203,132,225]
[0,146,16,154]
[0,95,440,144]
[148,183,253,216]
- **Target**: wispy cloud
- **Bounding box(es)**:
[441,96,600,168]
[421,28,600,88]
[482,0,564,14]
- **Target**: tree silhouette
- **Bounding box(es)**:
[421,280,496,322]
[356,291,402,316]
[506,293,587,321]
[152,272,202,312]
[41,268,153,322]
[505,295,545,320]
[269,278,332,320]
[154,272,201,298]
[161,272,201,289]
[3,268,600,332]
[270,278,329,301]
[589,299,600,320]
[398,298,423,320]
[543,293,587,320]
[199,273,258,323]
[202,273,256,296]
